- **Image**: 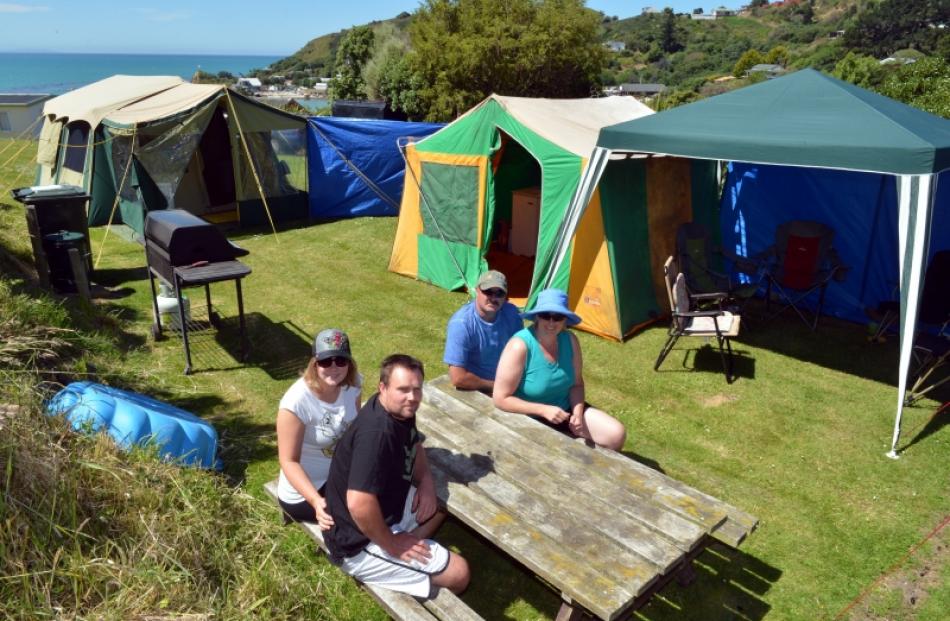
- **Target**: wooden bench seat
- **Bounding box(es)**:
[263,480,483,621]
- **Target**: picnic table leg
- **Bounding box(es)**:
[555,596,584,621]
[675,559,698,587]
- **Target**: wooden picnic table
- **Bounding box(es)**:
[418,375,758,621]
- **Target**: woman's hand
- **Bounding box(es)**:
[542,404,570,425]
[568,409,587,437]
[311,494,334,531]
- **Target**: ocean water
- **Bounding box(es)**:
[0,52,283,94]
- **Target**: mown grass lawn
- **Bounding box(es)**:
[1,136,948,620]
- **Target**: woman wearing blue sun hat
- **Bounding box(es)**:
[493,289,626,451]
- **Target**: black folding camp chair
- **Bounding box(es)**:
[905,250,950,405]
[655,256,742,383]
[675,222,760,309]
[761,220,847,330]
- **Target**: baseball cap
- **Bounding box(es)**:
[313,328,353,361]
[477,270,507,294]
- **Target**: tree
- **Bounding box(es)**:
[733,49,764,77]
[765,45,790,67]
[878,56,950,118]
[842,0,948,58]
[659,8,682,54]
[796,0,814,25]
[390,0,605,121]
[328,25,375,101]
[832,52,884,88]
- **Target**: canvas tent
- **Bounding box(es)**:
[390,94,719,339]
[307,117,443,219]
[556,69,950,456]
[36,75,308,235]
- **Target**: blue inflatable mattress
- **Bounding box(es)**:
[47,382,219,469]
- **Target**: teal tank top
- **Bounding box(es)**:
[513,327,574,411]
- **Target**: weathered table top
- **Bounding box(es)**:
[417,375,757,621]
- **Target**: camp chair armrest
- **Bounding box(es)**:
[673,309,727,319]
[691,291,728,302]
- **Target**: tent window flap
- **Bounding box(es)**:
[420,162,479,245]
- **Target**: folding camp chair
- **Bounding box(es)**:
[905,250,950,405]
[676,222,760,309]
[655,256,742,383]
[761,220,847,330]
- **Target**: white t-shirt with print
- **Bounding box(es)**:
[276,376,362,504]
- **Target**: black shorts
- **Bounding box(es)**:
[529,402,594,437]
[278,483,326,525]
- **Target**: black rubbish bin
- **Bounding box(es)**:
[11,185,93,288]
[43,230,88,293]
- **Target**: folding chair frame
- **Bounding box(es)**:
[761,220,846,331]
[655,257,741,383]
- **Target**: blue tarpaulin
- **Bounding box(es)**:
[720,162,950,324]
[307,117,444,219]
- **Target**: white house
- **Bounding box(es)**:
[605,40,626,52]
[235,77,262,93]
[0,93,54,138]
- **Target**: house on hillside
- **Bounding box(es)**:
[235,77,262,93]
[605,40,626,52]
[747,64,787,78]
[619,83,668,100]
[712,6,736,16]
[0,93,54,138]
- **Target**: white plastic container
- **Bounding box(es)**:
[156,283,190,330]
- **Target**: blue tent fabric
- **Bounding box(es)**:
[47,382,220,469]
[720,162,950,324]
[307,117,444,218]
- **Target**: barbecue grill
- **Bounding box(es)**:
[144,209,251,374]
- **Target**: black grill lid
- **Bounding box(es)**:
[145,210,244,266]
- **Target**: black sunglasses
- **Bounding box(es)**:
[317,356,349,368]
[480,287,506,298]
[537,312,566,322]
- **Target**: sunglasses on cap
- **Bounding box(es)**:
[480,288,506,298]
[537,312,566,322]
[317,356,349,368]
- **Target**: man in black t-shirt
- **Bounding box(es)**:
[324,354,470,597]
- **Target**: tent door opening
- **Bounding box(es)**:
[486,131,541,304]
[197,106,237,220]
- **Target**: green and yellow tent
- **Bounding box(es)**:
[390,94,719,340]
[36,75,308,236]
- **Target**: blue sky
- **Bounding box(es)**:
[0,1,741,55]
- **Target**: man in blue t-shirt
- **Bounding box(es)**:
[443,270,523,392]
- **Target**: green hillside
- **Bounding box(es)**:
[258,12,413,81]
[254,0,948,119]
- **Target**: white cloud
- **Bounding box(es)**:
[134,8,191,22]
[0,3,51,12]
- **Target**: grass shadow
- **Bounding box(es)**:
[657,343,756,382]
[897,402,950,453]
[736,299,900,385]
[149,391,274,484]
[92,265,149,287]
[213,312,313,381]
[693,345,756,381]
[635,542,779,620]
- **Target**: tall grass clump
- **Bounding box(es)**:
[0,403,366,620]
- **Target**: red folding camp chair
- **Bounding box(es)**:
[761,220,847,330]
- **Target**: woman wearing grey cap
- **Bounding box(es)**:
[276,328,362,529]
